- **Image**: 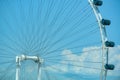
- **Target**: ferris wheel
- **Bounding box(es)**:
[0,0,115,80]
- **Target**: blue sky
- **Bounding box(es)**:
[0,0,120,80]
[100,0,120,45]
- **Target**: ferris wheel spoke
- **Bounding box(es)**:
[41,28,100,57]
[41,9,94,55]
[45,60,102,71]
[43,47,101,59]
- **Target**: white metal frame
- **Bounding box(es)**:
[16,55,43,80]
[88,0,109,80]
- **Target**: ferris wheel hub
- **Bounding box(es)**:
[16,55,43,80]
[16,55,43,64]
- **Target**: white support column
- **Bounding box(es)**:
[37,62,41,80]
[88,0,108,80]
[16,56,20,80]
[37,58,44,80]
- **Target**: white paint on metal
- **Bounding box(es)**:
[16,55,43,80]
[88,0,109,80]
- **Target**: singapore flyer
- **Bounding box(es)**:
[0,0,120,80]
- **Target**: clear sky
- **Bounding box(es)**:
[100,0,120,45]
[0,0,120,80]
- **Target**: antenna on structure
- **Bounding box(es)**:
[16,55,43,80]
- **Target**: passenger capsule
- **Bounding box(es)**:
[101,19,111,25]
[93,0,103,6]
[104,64,115,70]
[105,41,115,47]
